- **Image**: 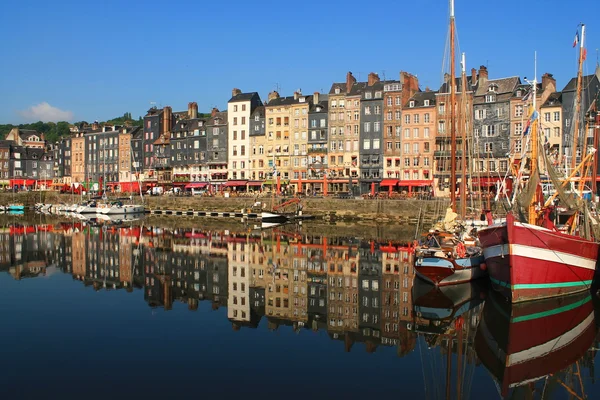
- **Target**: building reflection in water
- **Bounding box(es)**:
[1,220,599,398]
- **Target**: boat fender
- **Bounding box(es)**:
[480,263,487,271]
[456,242,466,258]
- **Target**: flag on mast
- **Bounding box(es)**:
[573,30,579,48]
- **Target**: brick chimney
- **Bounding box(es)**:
[188,102,198,119]
[368,72,380,86]
[346,71,356,94]
[231,88,242,98]
[471,68,477,84]
[425,86,430,92]
[268,91,280,102]
[92,121,99,130]
[400,71,420,105]
[294,91,300,100]
[211,107,219,117]
[478,65,488,84]
[313,92,319,104]
[163,106,173,135]
[541,73,556,92]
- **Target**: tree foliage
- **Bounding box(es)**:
[0,112,142,143]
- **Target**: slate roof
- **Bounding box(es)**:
[541,92,562,107]
[405,91,437,107]
[329,82,346,95]
[206,111,228,126]
[25,147,45,159]
[348,82,368,96]
[251,105,265,118]
[438,76,476,93]
[562,74,599,92]
[266,95,313,107]
[145,107,163,117]
[473,76,520,104]
[310,98,329,113]
[19,129,42,141]
[229,92,259,103]
[171,118,206,133]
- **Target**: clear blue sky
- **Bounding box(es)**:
[1,0,598,124]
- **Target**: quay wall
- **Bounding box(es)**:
[0,192,473,223]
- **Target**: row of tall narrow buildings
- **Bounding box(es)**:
[4,66,600,195]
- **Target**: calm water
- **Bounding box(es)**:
[1,218,599,400]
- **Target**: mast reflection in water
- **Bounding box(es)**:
[0,220,599,399]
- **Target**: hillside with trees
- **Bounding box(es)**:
[0,112,143,143]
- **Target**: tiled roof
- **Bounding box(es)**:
[541,92,562,107]
[229,92,259,103]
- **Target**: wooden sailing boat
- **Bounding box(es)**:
[414,0,486,286]
[478,32,600,303]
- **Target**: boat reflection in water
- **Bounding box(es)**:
[476,290,597,399]
[410,278,486,400]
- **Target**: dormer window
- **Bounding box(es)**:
[516,90,522,98]
[365,92,372,99]
[488,84,498,93]
[485,94,496,103]
[375,91,382,98]
[254,115,259,121]
[335,87,341,94]
[316,107,321,112]
[424,100,430,106]
[409,101,415,108]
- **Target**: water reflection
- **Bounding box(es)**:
[1,221,599,399]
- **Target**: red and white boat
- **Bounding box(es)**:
[478,213,599,302]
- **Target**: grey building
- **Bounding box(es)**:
[142,107,165,172]
[206,109,229,185]
[250,105,265,137]
[358,243,382,350]
[85,126,121,188]
[131,127,143,174]
[249,105,265,181]
[561,68,600,163]
[472,67,520,177]
[170,118,208,184]
[308,93,329,185]
[10,145,25,182]
[359,77,385,193]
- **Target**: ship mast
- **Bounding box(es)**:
[449,0,457,211]
[527,53,539,225]
[571,24,586,172]
[460,52,468,219]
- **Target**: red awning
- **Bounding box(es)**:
[10,179,35,187]
[224,180,248,187]
[119,182,140,192]
[247,181,263,187]
[473,177,503,186]
[185,182,208,189]
[398,180,433,187]
[379,179,399,187]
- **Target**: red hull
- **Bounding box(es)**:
[478,213,599,302]
[476,291,596,397]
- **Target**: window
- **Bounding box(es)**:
[424,113,430,123]
[413,128,419,138]
[374,106,381,114]
[363,139,371,150]
[554,127,560,137]
[553,111,560,121]
[500,160,508,172]
[515,105,523,117]
[413,114,419,123]
[485,94,495,103]
[364,106,371,115]
[364,122,370,133]
[484,125,496,137]
[424,127,430,138]
[544,112,550,122]
[404,143,410,154]
[374,122,380,132]
[373,139,380,149]
[515,123,522,136]
[409,101,415,108]
[233,117,238,125]
[438,103,446,114]
[424,100,430,106]
[489,160,496,171]
[365,92,372,99]
[413,143,419,154]
[404,129,410,139]
[404,115,410,124]
[476,109,486,119]
[484,142,493,152]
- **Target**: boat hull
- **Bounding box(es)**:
[99,205,145,215]
[261,212,289,223]
[478,213,599,302]
[414,253,486,286]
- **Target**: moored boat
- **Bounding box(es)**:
[478,213,599,302]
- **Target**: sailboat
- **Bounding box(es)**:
[478,30,600,303]
[475,290,596,398]
[414,0,486,286]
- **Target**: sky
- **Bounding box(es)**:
[1,0,599,124]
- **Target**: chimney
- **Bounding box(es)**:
[400,71,420,106]
[188,102,198,119]
[478,65,488,84]
[92,121,99,130]
[231,88,242,98]
[542,73,556,92]
[294,91,299,100]
[211,107,219,117]
[346,71,356,94]
[471,68,477,83]
[425,86,430,92]
[368,72,380,86]
[163,106,172,135]
[268,91,280,102]
[313,92,319,104]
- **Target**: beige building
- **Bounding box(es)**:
[228,89,262,181]
[71,132,86,184]
[289,92,311,193]
[540,92,563,168]
[228,239,251,322]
